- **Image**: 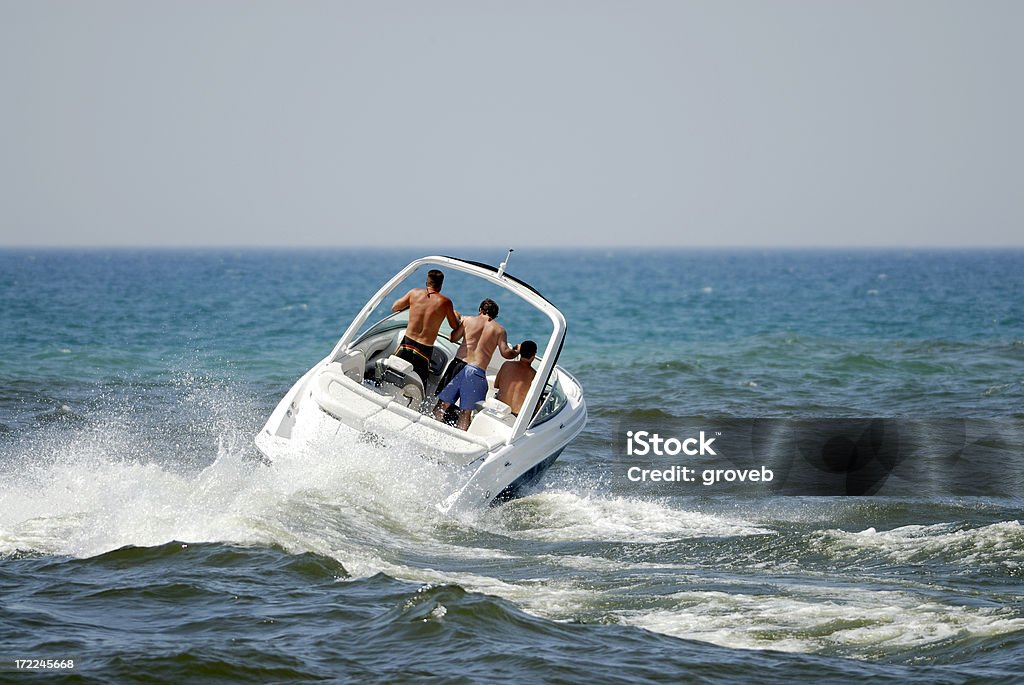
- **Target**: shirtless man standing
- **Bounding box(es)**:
[391,269,460,385]
[495,339,537,416]
[433,298,519,430]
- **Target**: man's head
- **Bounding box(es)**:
[479,298,499,318]
[426,270,444,290]
[519,340,537,360]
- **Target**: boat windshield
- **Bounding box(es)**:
[531,376,567,427]
[352,309,409,347]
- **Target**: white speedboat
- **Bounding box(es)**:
[255,254,587,512]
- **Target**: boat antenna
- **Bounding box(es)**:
[497,248,514,278]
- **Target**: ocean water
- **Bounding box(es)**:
[1,248,1022,683]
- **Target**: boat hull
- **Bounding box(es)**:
[256,359,586,513]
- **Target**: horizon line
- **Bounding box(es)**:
[3,243,1024,251]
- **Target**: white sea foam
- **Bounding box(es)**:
[0,400,331,558]
[812,520,1024,567]
[623,586,1024,656]
[483,491,774,543]
[982,382,1014,396]
[0,381,458,561]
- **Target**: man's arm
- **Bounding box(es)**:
[445,303,460,331]
[497,331,519,360]
[391,290,413,313]
[449,321,465,343]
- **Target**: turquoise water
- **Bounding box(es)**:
[1,249,1022,683]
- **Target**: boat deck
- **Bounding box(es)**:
[310,363,513,466]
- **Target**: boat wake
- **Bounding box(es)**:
[1,382,1021,664]
[481,490,774,543]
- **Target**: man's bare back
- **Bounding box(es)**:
[391,273,459,347]
[495,358,536,416]
[456,311,516,369]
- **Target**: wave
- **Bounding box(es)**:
[2,378,1022,670]
[810,520,1024,570]
[487,491,774,544]
[5,543,929,684]
[621,586,1024,658]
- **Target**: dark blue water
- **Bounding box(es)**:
[1,249,1022,683]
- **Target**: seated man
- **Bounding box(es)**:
[494,339,537,416]
[390,269,460,386]
[433,298,518,431]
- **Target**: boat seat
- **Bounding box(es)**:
[467,411,511,447]
[329,350,365,382]
[311,365,494,465]
[478,397,512,419]
[377,355,425,408]
[387,400,425,422]
[398,419,491,465]
[363,329,408,376]
[312,368,386,427]
[364,405,416,433]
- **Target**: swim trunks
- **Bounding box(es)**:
[436,357,467,394]
[437,363,488,410]
[395,335,433,385]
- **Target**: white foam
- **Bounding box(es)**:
[480,491,774,543]
[0,388,462,560]
[812,520,1024,567]
[622,585,1024,656]
[983,383,1014,396]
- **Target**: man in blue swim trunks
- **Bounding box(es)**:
[433,298,520,431]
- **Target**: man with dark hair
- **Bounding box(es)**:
[391,269,459,385]
[495,339,537,416]
[433,298,519,430]
[479,298,498,318]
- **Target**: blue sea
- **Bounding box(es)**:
[1,248,1022,683]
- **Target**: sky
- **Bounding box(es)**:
[1,1,1021,248]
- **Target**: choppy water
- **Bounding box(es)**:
[1,249,1022,683]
